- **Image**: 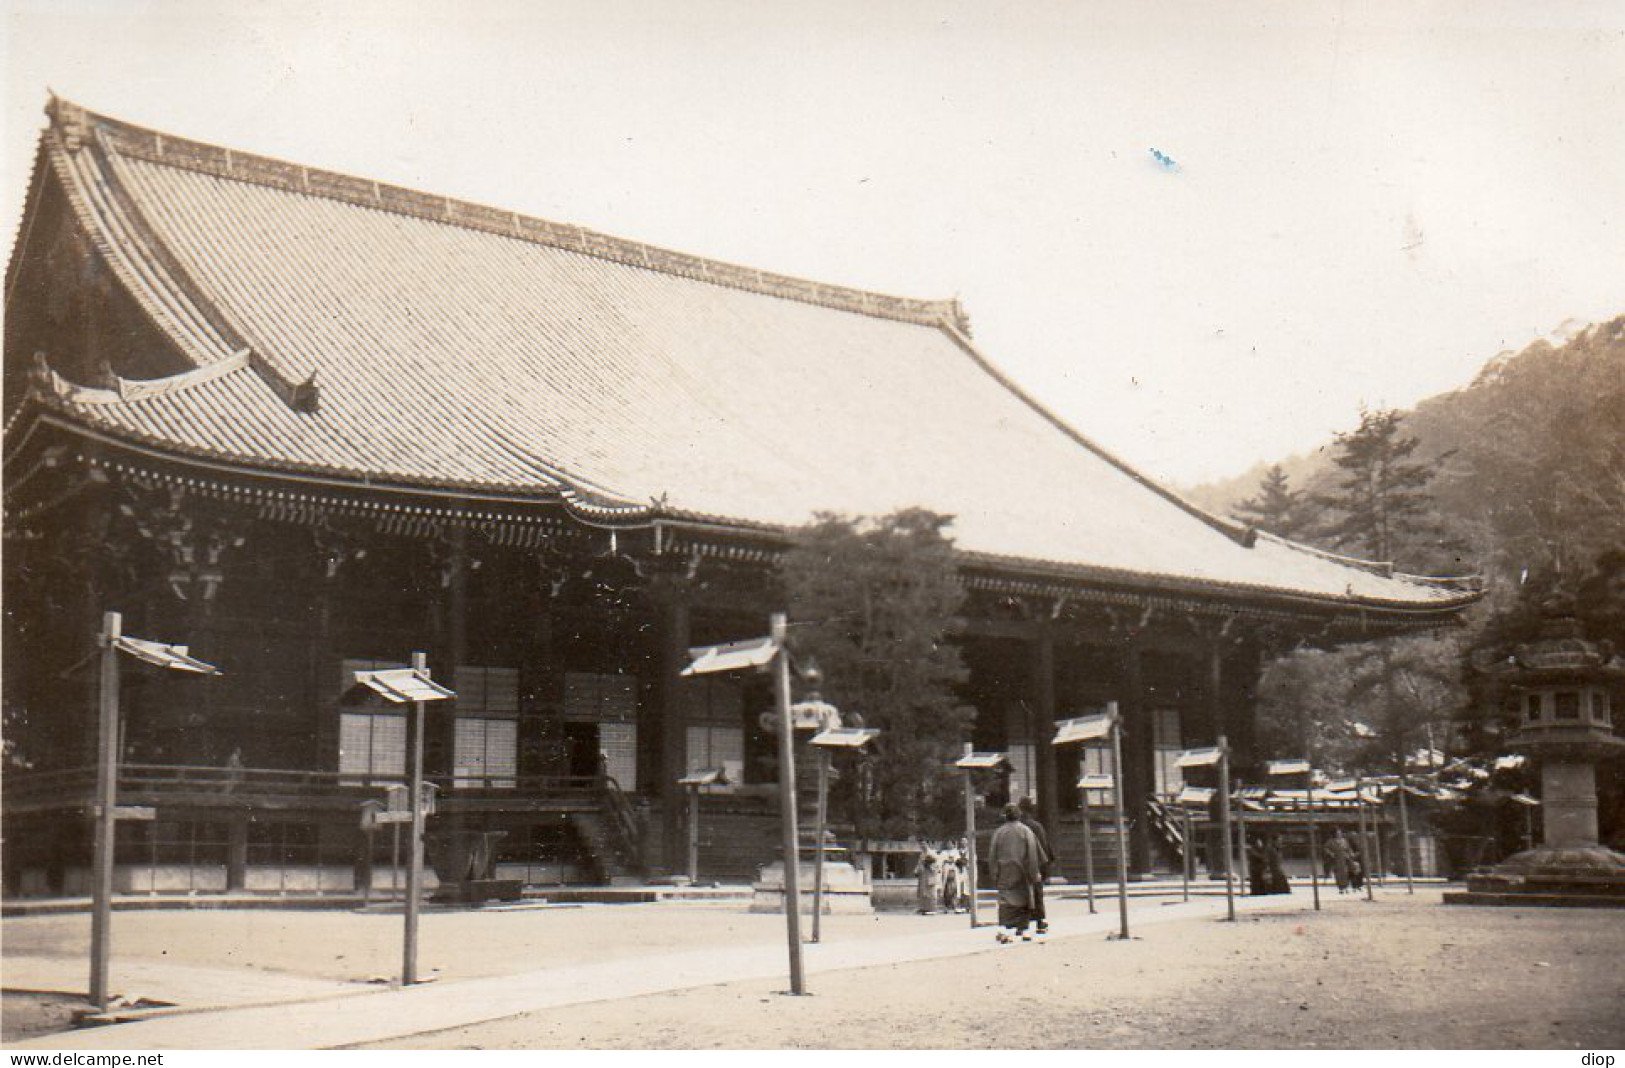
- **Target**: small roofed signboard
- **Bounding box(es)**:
[1076,774,1115,790]
[681,636,779,676]
[679,768,729,786]
[954,751,1009,770]
[810,727,879,749]
[353,668,455,703]
[1177,785,1215,806]
[114,635,220,674]
[1175,746,1225,768]
[1266,759,1312,776]
[1052,710,1117,746]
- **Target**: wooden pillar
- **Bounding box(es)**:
[1206,641,1230,876]
[1122,645,1154,875]
[657,595,692,870]
[1031,623,1058,835]
[226,818,248,891]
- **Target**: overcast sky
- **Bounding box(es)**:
[4,0,1622,487]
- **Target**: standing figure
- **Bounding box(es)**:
[1247,834,1269,896]
[989,804,1043,942]
[915,846,941,914]
[1323,830,1354,894]
[1264,834,1290,894]
[940,845,962,913]
[1016,796,1054,934]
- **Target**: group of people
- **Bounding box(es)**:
[922,803,1372,938]
[913,841,971,914]
[914,796,1054,942]
[1321,829,1366,894]
[1245,832,1291,896]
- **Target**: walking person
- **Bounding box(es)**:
[1016,796,1053,935]
[989,804,1043,942]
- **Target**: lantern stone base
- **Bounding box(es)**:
[1444,844,1625,908]
[750,859,875,914]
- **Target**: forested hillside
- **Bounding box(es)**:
[1183,316,1625,863]
[1188,316,1625,594]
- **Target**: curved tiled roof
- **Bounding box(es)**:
[14,99,1480,615]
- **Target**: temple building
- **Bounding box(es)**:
[2,98,1481,896]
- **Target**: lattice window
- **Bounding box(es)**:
[686,724,744,791]
[1007,743,1037,804]
[599,722,638,789]
[564,672,638,723]
[453,717,518,789]
[1153,707,1184,797]
[454,665,519,715]
[1081,745,1116,808]
[339,712,406,781]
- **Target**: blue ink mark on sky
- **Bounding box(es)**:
[1149,147,1180,172]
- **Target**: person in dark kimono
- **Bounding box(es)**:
[1323,830,1354,894]
[1017,796,1053,934]
[940,845,962,913]
[1264,834,1290,894]
[989,803,1042,942]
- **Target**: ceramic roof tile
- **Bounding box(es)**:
[21,101,1479,612]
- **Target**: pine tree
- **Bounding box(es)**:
[781,508,973,839]
[1231,464,1310,540]
[1314,408,1440,563]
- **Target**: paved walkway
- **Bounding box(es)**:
[10,890,1318,1050]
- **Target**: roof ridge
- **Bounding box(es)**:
[933,320,1261,549]
[1251,530,1483,592]
[46,96,972,334]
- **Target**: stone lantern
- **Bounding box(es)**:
[1449,596,1625,907]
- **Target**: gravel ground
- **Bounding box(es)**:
[5,893,1621,1049]
[0,902,974,984]
[358,894,1625,1050]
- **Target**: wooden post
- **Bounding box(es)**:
[1397,769,1415,893]
[1218,734,1236,922]
[1108,703,1130,940]
[1306,773,1321,911]
[771,614,806,995]
[1236,801,1249,892]
[403,651,428,986]
[811,746,829,943]
[1080,789,1097,914]
[963,747,980,928]
[362,823,375,907]
[687,785,700,885]
[1356,776,1375,901]
[1181,805,1192,903]
[1370,785,1387,887]
[89,610,121,1011]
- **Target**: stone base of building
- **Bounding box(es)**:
[1442,844,1625,908]
[750,860,874,914]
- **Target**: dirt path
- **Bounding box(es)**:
[362,895,1625,1050]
